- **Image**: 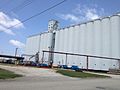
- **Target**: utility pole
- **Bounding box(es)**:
[15,48,18,56]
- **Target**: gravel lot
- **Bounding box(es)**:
[0,64,62,77]
[0,64,120,90]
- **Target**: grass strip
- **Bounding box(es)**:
[0,68,22,79]
[56,69,110,78]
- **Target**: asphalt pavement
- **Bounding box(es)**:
[0,65,120,90]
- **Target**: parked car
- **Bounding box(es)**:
[71,65,82,72]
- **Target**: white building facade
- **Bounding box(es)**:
[25,14,120,71]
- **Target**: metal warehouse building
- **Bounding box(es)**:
[25,13,120,71]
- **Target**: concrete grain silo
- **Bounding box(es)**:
[25,13,120,71]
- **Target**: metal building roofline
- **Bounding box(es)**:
[48,19,59,23]
[28,12,120,37]
[57,12,120,31]
[28,31,50,38]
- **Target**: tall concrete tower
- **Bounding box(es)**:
[48,20,59,32]
[47,20,58,67]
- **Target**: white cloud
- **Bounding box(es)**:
[57,14,81,23]
[73,4,105,21]
[0,12,24,35]
[0,25,15,35]
[9,39,25,48]
[85,8,99,20]
[57,4,105,23]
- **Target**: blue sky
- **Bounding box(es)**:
[0,0,120,56]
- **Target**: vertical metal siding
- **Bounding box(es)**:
[100,18,111,70]
[74,25,80,66]
[42,33,53,62]
[64,28,68,52]
[53,31,59,65]
[68,27,74,65]
[26,14,120,70]
[25,35,40,55]
[110,16,120,69]
[86,22,94,69]
[101,18,111,56]
[93,20,102,70]
[60,30,66,65]
[53,15,120,70]
[110,16,120,58]
[86,22,94,54]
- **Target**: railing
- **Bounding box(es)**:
[42,50,120,70]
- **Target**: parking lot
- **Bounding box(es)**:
[0,65,120,90]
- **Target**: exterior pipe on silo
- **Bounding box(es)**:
[65,54,68,65]
[118,59,120,69]
[86,56,89,71]
[41,51,44,64]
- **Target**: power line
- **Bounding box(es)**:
[10,0,35,13]
[7,0,67,29]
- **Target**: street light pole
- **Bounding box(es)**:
[15,48,18,56]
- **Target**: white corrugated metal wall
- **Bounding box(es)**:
[25,35,40,55]
[39,32,53,63]
[54,15,120,70]
[25,14,120,71]
[25,35,40,61]
[25,32,53,63]
[110,16,120,69]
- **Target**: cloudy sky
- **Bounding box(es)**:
[0,0,120,56]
